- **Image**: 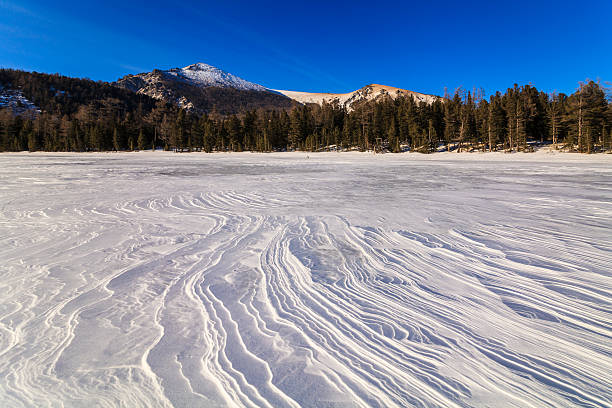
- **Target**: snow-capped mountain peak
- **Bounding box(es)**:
[114,63,291,113]
[166,63,266,91]
[184,62,216,71]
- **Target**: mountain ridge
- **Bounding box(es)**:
[115,63,439,113]
[272,84,439,110]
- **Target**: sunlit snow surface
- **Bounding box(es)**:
[1,151,611,408]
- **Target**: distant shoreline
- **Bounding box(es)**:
[3,146,611,163]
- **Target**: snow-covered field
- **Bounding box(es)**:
[0,151,611,408]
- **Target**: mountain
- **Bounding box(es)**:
[273,84,439,110]
[170,63,267,91]
[115,63,294,115]
[119,63,266,94]
[114,63,441,115]
[115,64,439,115]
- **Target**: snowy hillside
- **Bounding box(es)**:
[0,86,40,117]
[166,63,266,91]
[118,63,266,93]
[114,63,289,113]
[273,84,439,109]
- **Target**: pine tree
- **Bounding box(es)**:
[427,118,437,152]
[113,127,120,151]
[444,90,461,151]
[548,92,563,148]
[387,119,400,152]
[581,81,607,153]
[137,128,146,150]
[459,91,476,151]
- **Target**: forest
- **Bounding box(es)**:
[1,69,611,153]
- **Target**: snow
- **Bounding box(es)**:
[273,84,439,109]
[166,63,266,91]
[0,86,40,117]
[0,151,611,407]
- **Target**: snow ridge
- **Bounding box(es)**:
[166,63,266,91]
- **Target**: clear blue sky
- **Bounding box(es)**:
[1,0,610,96]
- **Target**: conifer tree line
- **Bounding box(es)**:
[1,69,611,153]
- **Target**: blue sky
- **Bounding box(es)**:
[1,0,610,96]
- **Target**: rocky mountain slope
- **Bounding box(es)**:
[114,63,294,114]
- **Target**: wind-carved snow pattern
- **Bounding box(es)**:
[0,152,610,407]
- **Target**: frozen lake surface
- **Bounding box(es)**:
[0,151,611,407]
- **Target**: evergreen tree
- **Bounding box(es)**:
[444,91,461,151]
[137,128,146,150]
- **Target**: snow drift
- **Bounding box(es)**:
[0,152,610,407]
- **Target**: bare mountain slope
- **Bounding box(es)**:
[273,84,439,109]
